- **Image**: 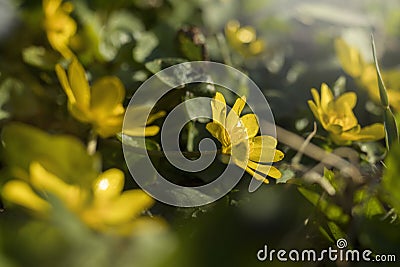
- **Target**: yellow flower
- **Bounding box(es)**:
[225,20,265,57]
[335,38,400,111]
[206,92,284,183]
[43,0,77,59]
[308,83,385,145]
[123,106,166,137]
[55,57,125,138]
[2,162,157,235]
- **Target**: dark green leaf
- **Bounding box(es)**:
[177,26,208,61]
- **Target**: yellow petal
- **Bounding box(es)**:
[211,92,226,127]
[93,169,124,202]
[68,58,90,108]
[206,122,228,147]
[320,83,334,112]
[226,96,246,130]
[145,126,160,136]
[101,189,154,225]
[2,180,50,213]
[43,0,62,16]
[311,88,321,107]
[334,38,365,78]
[146,111,166,124]
[249,146,284,163]
[29,162,83,209]
[336,92,357,109]
[265,166,282,179]
[240,114,259,139]
[236,26,256,43]
[249,40,265,55]
[342,123,385,141]
[308,100,321,122]
[55,63,76,104]
[244,166,269,184]
[94,115,123,138]
[90,76,125,116]
[251,135,277,149]
[247,161,282,179]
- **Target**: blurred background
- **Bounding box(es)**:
[1,0,400,266]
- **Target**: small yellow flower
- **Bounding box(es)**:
[308,83,385,145]
[225,20,265,57]
[206,92,284,183]
[335,38,400,111]
[56,57,125,138]
[43,0,77,59]
[2,162,156,235]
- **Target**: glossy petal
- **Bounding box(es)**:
[2,180,50,213]
[206,122,228,146]
[101,189,154,225]
[240,114,259,139]
[90,77,125,116]
[29,162,83,209]
[320,83,334,112]
[146,111,166,124]
[226,96,246,131]
[93,168,124,201]
[311,88,321,107]
[342,123,385,141]
[249,147,284,163]
[67,58,90,108]
[336,92,357,109]
[247,161,282,179]
[251,135,278,149]
[211,92,226,127]
[95,116,123,138]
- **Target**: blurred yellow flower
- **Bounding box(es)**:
[308,83,385,145]
[206,92,284,183]
[43,0,77,59]
[335,38,400,111]
[225,20,265,57]
[123,106,166,137]
[2,162,157,235]
[55,57,125,138]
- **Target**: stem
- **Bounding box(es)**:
[216,33,233,66]
[87,130,98,155]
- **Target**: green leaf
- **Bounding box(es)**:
[133,32,159,63]
[298,187,349,224]
[0,79,11,121]
[145,58,187,75]
[353,188,385,218]
[117,133,160,151]
[382,143,400,214]
[2,123,100,188]
[327,221,347,241]
[371,35,399,149]
[22,46,59,71]
[177,26,208,61]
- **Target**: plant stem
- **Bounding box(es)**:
[87,130,98,155]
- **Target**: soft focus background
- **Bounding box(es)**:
[1,0,400,266]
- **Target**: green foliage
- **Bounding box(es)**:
[371,36,399,149]
[382,143,400,214]
[2,123,100,187]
